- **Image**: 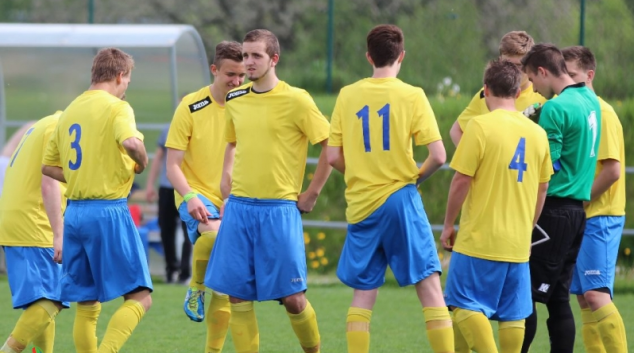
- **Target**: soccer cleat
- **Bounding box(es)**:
[184,287,205,322]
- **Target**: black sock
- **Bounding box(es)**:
[546,300,575,353]
[521,302,537,353]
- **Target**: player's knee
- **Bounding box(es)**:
[583,288,611,310]
[576,294,589,308]
[282,292,307,314]
[229,296,247,304]
[124,289,152,312]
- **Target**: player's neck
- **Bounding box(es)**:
[209,83,226,106]
[552,75,577,95]
[486,97,516,112]
[372,66,399,79]
[520,80,531,91]
[252,71,279,93]
[89,82,120,98]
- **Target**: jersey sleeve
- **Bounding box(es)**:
[113,103,143,145]
[456,89,487,131]
[538,101,563,163]
[42,124,61,167]
[40,120,58,159]
[450,119,484,177]
[597,110,622,162]
[165,102,193,150]
[328,93,344,147]
[295,90,330,145]
[412,88,442,146]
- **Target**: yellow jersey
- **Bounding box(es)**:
[225,81,330,200]
[457,85,546,131]
[0,112,67,247]
[585,98,626,218]
[451,109,553,263]
[329,77,442,224]
[166,86,226,208]
[42,90,143,200]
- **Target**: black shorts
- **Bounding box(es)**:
[529,196,586,303]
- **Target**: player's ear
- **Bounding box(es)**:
[398,51,405,63]
[210,64,218,76]
[270,53,280,67]
[483,84,490,97]
[115,72,123,84]
[537,66,547,78]
[586,69,595,83]
[515,87,521,99]
[365,52,374,66]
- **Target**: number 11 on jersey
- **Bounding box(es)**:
[356,103,391,152]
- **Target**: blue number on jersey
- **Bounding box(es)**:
[509,137,527,182]
[68,124,83,170]
[9,127,35,167]
[356,103,391,152]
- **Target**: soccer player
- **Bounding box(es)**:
[520,43,601,353]
[0,111,68,353]
[146,124,191,284]
[562,45,627,353]
[165,40,246,352]
[326,24,453,353]
[441,59,552,353]
[449,30,546,146]
[41,48,152,353]
[205,29,331,353]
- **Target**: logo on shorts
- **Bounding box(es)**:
[291,277,304,283]
[538,283,550,293]
[585,270,601,276]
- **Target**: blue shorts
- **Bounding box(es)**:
[205,196,307,301]
[178,193,220,244]
[62,199,153,302]
[337,184,441,290]
[445,252,532,321]
[571,216,624,296]
[4,247,70,309]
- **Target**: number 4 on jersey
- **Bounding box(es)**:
[509,137,527,182]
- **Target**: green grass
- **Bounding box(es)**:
[2,279,634,352]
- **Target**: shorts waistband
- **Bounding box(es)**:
[229,195,297,206]
[67,198,128,206]
[544,196,583,209]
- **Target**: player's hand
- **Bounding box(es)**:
[53,234,63,264]
[146,187,157,203]
[187,196,211,224]
[440,225,456,252]
[134,163,145,174]
[297,191,318,214]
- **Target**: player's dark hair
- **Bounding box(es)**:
[484,59,522,98]
[214,41,243,67]
[366,24,404,68]
[561,45,596,72]
[243,29,280,58]
[521,43,568,77]
[91,48,134,84]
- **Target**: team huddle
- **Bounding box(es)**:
[0,24,626,353]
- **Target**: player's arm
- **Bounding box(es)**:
[122,137,148,174]
[449,120,463,146]
[41,165,66,183]
[326,146,345,174]
[298,139,333,213]
[537,104,563,167]
[220,142,236,200]
[2,121,36,157]
[441,172,472,251]
[166,148,211,223]
[589,159,620,201]
[417,140,446,184]
[145,147,163,202]
[42,175,63,263]
[534,182,549,227]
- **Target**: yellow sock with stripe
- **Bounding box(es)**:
[32,319,56,353]
[594,302,627,353]
[1,300,59,353]
[452,313,470,353]
[345,307,371,353]
[97,300,145,353]
[229,302,259,353]
[581,307,606,353]
[454,308,497,353]
[74,302,101,353]
[498,320,524,353]
[422,307,454,353]
[205,292,231,353]
[287,300,321,353]
[190,231,217,290]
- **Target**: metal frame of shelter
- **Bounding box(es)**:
[0,23,211,144]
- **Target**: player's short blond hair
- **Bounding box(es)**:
[91,48,134,84]
[499,31,535,57]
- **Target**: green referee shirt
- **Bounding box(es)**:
[539,82,601,201]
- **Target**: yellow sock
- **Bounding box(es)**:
[422,307,454,353]
[454,308,497,353]
[581,308,606,353]
[230,302,259,353]
[190,231,217,290]
[287,300,321,353]
[594,302,627,353]
[346,307,371,353]
[452,313,470,353]
[498,320,524,353]
[97,300,145,353]
[5,300,59,353]
[206,292,231,353]
[32,319,55,353]
[74,302,101,353]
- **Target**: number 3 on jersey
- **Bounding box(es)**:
[509,137,527,182]
[68,124,83,170]
[356,103,390,152]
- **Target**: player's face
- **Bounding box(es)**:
[565,60,589,85]
[212,59,246,95]
[242,41,278,82]
[501,54,528,87]
[526,68,554,99]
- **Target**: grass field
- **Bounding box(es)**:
[2,278,634,352]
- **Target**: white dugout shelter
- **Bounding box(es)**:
[0,23,211,144]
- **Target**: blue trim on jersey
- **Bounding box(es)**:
[178,193,220,244]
